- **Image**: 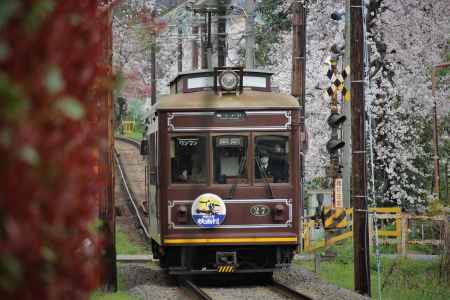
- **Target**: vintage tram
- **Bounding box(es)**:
[142,67,303,276]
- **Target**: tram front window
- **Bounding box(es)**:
[255,135,289,183]
[213,136,248,184]
[171,136,207,184]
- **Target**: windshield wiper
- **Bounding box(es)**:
[255,156,274,199]
[226,151,247,199]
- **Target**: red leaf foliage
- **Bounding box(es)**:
[0,1,114,299]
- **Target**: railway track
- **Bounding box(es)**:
[178,277,314,300]
[114,136,150,241]
[269,279,314,300]
[181,278,213,300]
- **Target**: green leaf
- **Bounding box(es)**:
[45,66,64,95]
[0,254,23,291]
[0,73,30,121]
[41,246,56,262]
[0,41,9,61]
[88,218,104,234]
[54,97,85,120]
[0,129,11,147]
[24,0,55,33]
[0,1,20,30]
[20,145,40,166]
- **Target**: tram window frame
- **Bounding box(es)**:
[253,132,291,185]
[211,133,250,186]
[169,133,209,185]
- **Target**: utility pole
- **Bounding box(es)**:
[350,0,371,296]
[245,0,256,69]
[192,24,199,70]
[217,9,227,67]
[207,11,212,68]
[445,159,449,205]
[291,0,306,248]
[150,9,157,106]
[177,25,183,72]
[99,7,116,292]
[342,0,352,208]
[431,62,450,199]
[151,37,157,105]
[201,18,208,69]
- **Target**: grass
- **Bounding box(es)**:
[125,130,143,141]
[91,291,136,300]
[90,272,138,300]
[115,227,147,255]
[298,239,450,300]
[90,228,147,300]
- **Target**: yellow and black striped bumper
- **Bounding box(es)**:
[217,265,235,273]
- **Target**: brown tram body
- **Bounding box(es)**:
[144,68,302,276]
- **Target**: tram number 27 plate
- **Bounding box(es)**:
[250,205,270,217]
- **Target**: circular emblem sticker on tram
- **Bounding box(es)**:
[191,193,226,228]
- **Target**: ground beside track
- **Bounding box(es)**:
[120,264,368,300]
[115,167,149,254]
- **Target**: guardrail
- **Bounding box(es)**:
[303,207,446,255]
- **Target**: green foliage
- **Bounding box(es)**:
[0,73,30,122]
[1,1,108,298]
[45,66,64,94]
[255,0,291,65]
[329,240,354,264]
[299,241,450,299]
[126,99,144,122]
[91,291,137,300]
[24,0,55,33]
[307,177,331,190]
[89,229,145,300]
[90,269,138,300]
[54,97,85,120]
[19,145,40,166]
[0,0,20,29]
[125,129,144,141]
[0,253,23,292]
[121,98,146,135]
[115,228,147,255]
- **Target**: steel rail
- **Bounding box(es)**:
[182,279,213,300]
[115,135,141,147]
[114,145,150,240]
[270,280,314,300]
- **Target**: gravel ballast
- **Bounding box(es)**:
[119,263,369,300]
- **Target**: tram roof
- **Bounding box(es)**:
[156,91,300,111]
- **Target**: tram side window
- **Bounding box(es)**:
[171,136,207,184]
[213,136,248,184]
[254,135,289,183]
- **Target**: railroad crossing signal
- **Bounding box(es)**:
[326,112,346,155]
[334,178,343,208]
[324,65,351,101]
[341,66,351,102]
[324,207,348,229]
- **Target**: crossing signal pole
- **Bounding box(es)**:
[325,55,347,209]
[350,0,371,295]
[292,0,307,249]
[431,62,450,199]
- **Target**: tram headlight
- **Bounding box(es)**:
[219,70,239,91]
